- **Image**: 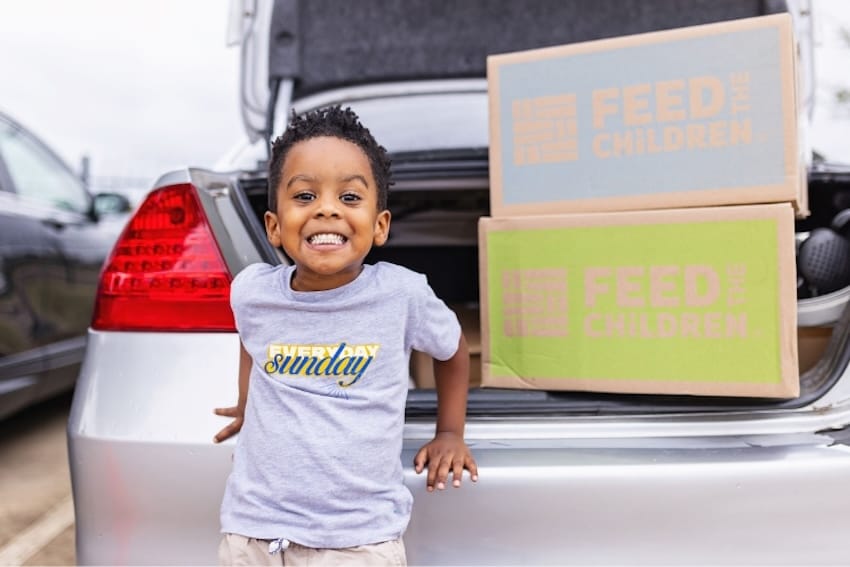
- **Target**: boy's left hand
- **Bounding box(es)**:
[414,432,478,492]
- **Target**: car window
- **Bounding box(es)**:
[0,122,90,213]
[291,90,490,156]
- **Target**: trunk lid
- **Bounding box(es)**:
[231,0,797,143]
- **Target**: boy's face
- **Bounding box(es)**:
[264,135,391,292]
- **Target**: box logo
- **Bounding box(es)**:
[590,73,753,159]
[502,268,569,336]
[512,95,578,165]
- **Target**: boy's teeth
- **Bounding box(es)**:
[309,233,345,245]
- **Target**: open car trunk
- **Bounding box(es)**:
[235,158,850,417]
[229,0,849,416]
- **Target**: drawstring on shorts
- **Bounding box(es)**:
[268,538,291,555]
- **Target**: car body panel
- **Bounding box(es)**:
[70,331,850,564]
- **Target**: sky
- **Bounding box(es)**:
[0,0,848,198]
[0,0,242,193]
[809,0,850,164]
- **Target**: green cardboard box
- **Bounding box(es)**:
[479,203,798,398]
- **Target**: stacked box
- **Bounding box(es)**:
[479,204,798,398]
[411,304,482,388]
[487,13,806,217]
[480,14,803,397]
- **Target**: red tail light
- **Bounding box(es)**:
[92,183,236,331]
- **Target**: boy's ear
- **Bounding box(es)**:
[264,211,282,247]
[372,210,391,247]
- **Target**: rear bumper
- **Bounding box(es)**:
[70,330,850,565]
[68,331,240,565]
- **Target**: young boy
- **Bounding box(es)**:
[213,105,478,566]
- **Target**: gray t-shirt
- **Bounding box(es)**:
[220,261,461,548]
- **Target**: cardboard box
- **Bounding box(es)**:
[411,304,482,388]
[487,14,807,217]
[479,203,799,398]
[798,326,832,374]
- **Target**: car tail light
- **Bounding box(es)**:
[92,182,236,331]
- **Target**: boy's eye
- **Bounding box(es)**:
[340,192,362,203]
[293,192,315,202]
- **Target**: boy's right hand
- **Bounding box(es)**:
[213,406,244,443]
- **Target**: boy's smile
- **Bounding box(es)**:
[265,136,391,291]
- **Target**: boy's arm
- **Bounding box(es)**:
[414,333,479,491]
[212,341,251,443]
[434,333,470,437]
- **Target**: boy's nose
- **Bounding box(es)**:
[314,194,341,217]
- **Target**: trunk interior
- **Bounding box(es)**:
[237,167,850,416]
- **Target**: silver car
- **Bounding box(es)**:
[69,0,850,565]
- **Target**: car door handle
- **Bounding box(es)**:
[42,218,66,230]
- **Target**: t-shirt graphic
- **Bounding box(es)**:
[264,342,380,392]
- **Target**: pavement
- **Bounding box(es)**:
[0,394,76,566]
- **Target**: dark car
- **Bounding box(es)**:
[0,110,132,419]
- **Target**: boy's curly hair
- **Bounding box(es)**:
[268,105,391,212]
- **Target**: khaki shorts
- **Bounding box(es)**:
[218,533,407,566]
